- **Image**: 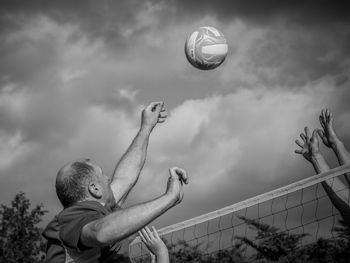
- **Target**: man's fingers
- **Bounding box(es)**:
[304,127,311,139]
[329,111,333,123]
[169,167,189,184]
[319,116,325,129]
[321,109,326,121]
[141,228,151,241]
[139,231,148,244]
[157,111,168,123]
[145,226,155,240]
[152,226,160,239]
[312,129,319,140]
[159,111,168,119]
[176,168,189,184]
[294,149,304,154]
[148,101,164,112]
[295,139,304,148]
[326,109,330,121]
[300,133,307,142]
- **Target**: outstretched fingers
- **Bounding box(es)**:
[317,129,327,143]
[139,229,149,244]
[152,226,160,239]
[294,149,304,155]
[319,115,325,129]
[295,139,304,148]
[304,126,311,139]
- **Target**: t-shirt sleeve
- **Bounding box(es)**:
[58,202,107,251]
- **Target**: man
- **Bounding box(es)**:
[43,102,189,262]
[295,109,350,223]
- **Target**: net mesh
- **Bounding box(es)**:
[129,164,350,262]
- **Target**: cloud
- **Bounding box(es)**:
[167,0,350,25]
[126,79,339,226]
[0,1,349,231]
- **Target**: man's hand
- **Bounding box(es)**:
[165,167,188,206]
[139,226,169,263]
[318,108,339,149]
[142,102,168,131]
[295,127,320,163]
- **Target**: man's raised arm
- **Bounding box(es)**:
[81,167,188,247]
[295,127,350,222]
[317,109,350,186]
[110,102,167,205]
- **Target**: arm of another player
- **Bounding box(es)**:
[110,102,167,206]
[318,108,350,186]
[295,127,350,222]
[81,167,188,247]
[139,226,169,263]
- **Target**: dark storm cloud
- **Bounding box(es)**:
[169,0,350,25]
[0,0,146,46]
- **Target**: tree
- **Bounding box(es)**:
[0,192,47,263]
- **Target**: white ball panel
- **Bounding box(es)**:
[201,44,228,55]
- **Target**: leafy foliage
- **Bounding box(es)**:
[0,192,47,263]
[236,216,308,261]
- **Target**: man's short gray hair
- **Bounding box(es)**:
[55,159,95,208]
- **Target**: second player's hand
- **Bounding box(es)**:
[142,102,168,131]
[318,108,339,149]
[295,127,320,163]
[139,226,168,258]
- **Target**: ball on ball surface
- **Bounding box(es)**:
[185,26,228,70]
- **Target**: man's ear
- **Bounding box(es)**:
[88,183,102,199]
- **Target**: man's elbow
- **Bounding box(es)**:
[82,221,112,247]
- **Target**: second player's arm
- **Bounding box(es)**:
[310,153,350,222]
[330,140,350,185]
[318,109,350,185]
[295,127,350,222]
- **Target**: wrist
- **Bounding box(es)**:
[155,250,169,257]
[139,124,153,137]
[163,192,178,207]
[331,139,344,151]
[310,152,324,165]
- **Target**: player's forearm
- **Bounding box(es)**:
[312,153,350,221]
[331,139,350,185]
[332,139,350,165]
[111,125,152,201]
[321,181,350,224]
[311,153,330,174]
[88,194,175,245]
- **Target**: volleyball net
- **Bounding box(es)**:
[129,164,350,262]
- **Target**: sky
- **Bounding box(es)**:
[0,0,350,229]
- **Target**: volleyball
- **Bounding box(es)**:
[184,26,228,70]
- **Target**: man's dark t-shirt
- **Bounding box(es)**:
[43,201,129,263]
[42,216,65,263]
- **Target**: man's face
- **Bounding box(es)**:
[89,162,115,205]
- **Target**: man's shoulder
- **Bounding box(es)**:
[58,201,109,222]
[43,216,60,240]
